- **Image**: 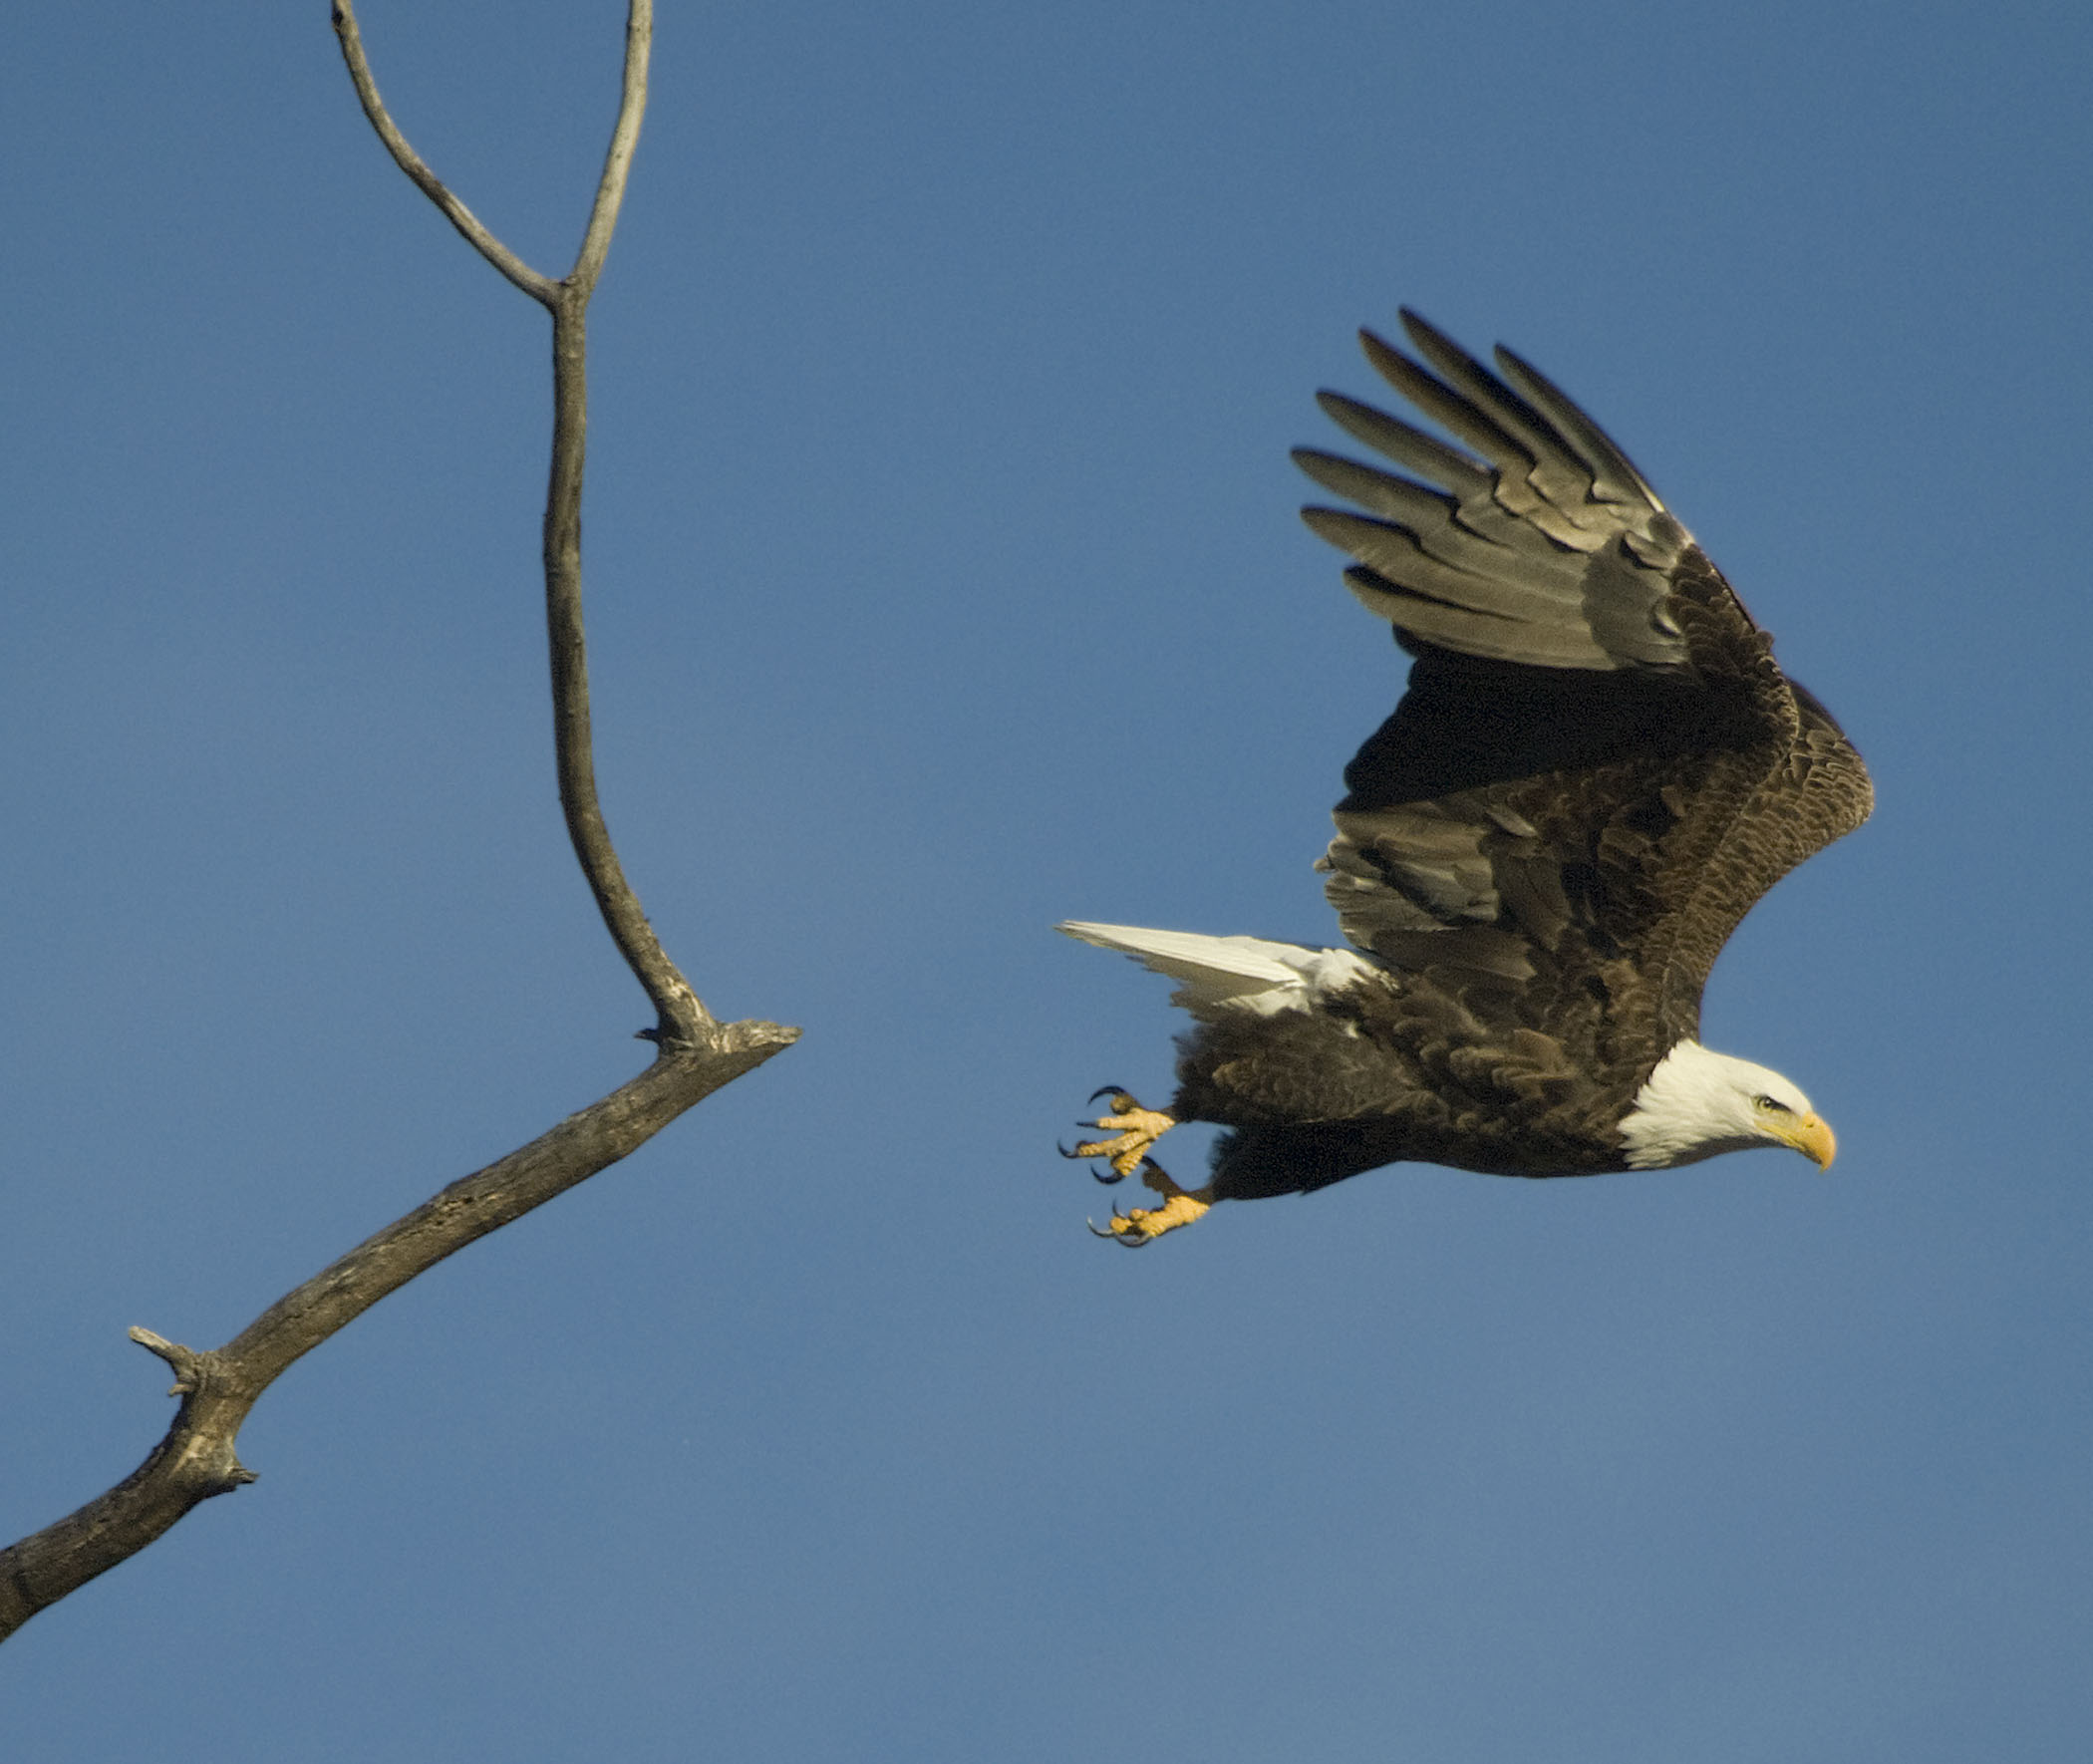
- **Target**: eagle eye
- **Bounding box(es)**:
[1752,1093,1789,1115]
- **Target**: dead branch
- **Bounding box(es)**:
[0,0,796,1641]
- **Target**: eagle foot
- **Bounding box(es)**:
[1061,1088,1178,1185]
[1088,1160,1214,1246]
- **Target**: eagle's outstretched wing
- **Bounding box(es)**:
[1298,313,1872,1059]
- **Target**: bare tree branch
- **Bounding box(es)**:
[329,0,558,303]
[0,1033,787,1639]
[336,0,697,1040]
[572,0,652,293]
[0,0,795,1641]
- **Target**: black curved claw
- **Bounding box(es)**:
[1085,1208,1151,1246]
[1087,1084,1134,1108]
[1057,1139,1128,1182]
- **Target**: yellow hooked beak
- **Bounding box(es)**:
[1777,1110,1837,1170]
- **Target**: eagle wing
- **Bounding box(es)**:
[1297,314,1873,1066]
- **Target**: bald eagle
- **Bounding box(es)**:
[1061,313,1872,1243]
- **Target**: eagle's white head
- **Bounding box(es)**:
[1617,1038,1837,1171]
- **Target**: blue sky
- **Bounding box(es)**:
[5,1,2089,1758]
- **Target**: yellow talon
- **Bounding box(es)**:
[1065,1088,1212,1243]
[1070,1091,1178,1181]
[1092,1162,1214,1244]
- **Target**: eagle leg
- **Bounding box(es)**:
[1087,1158,1214,1246]
[1061,1088,1178,1184]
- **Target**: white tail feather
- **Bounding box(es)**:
[1057,921,1379,1017]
